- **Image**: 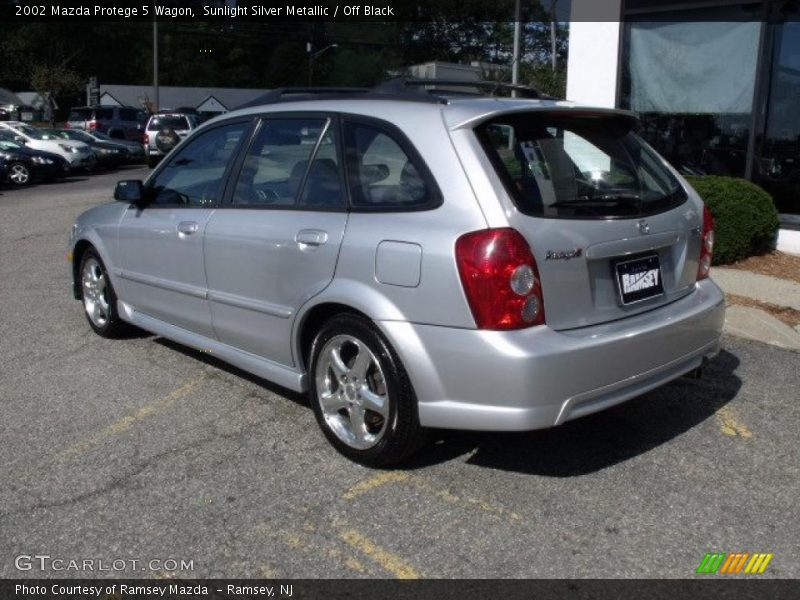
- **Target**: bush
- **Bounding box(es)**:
[684,175,779,265]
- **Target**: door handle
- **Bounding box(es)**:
[177,221,199,236]
[295,229,328,247]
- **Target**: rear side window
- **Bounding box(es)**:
[148,116,190,131]
[476,114,687,219]
[344,121,438,210]
[95,108,113,120]
[119,108,138,121]
[232,118,344,209]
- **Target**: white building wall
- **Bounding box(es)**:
[566,0,624,108]
[566,21,623,108]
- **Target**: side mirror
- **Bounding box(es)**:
[15,136,26,145]
[114,180,146,206]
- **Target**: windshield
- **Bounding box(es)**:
[148,116,190,131]
[60,130,91,141]
[476,114,687,219]
[39,130,64,140]
[91,131,113,141]
[15,125,46,140]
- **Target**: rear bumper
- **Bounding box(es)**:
[379,279,725,431]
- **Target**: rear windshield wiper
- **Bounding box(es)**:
[550,194,643,208]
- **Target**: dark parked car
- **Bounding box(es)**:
[44,129,127,170]
[0,138,68,186]
[66,106,148,141]
[87,130,146,163]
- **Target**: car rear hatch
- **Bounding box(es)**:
[148,114,193,138]
[453,105,705,331]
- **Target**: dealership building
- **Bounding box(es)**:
[567,0,800,253]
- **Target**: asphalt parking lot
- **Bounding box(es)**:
[0,170,798,579]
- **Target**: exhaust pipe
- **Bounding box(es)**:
[686,357,709,380]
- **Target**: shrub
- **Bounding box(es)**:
[684,175,779,265]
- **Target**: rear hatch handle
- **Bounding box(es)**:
[585,230,683,260]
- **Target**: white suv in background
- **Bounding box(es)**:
[0,122,95,170]
[143,112,199,167]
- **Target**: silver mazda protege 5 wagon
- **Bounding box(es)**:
[69,80,725,466]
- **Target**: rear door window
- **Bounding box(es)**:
[231,117,344,210]
[476,114,687,219]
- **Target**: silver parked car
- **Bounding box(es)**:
[68,81,725,466]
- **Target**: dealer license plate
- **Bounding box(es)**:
[614,254,664,305]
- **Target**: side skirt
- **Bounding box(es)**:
[118,300,307,393]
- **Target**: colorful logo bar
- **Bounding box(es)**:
[696,552,773,574]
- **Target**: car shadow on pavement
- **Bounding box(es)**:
[406,349,742,476]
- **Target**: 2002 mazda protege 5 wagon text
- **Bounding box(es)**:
[68,80,725,466]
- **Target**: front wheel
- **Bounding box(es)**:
[8,162,31,186]
[79,248,129,338]
[309,314,425,466]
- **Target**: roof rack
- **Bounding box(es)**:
[233,77,552,110]
[236,87,379,109]
[374,77,551,99]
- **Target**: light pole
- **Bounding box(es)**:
[307,43,338,86]
[153,17,159,112]
[511,0,521,97]
[550,0,559,72]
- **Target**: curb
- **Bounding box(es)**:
[723,305,800,351]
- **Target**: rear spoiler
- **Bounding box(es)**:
[446,104,639,131]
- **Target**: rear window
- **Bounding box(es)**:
[148,116,190,131]
[476,114,687,219]
[69,108,92,121]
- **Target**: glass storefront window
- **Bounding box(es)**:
[756,20,800,214]
[621,9,761,178]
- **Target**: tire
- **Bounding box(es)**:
[155,128,179,154]
[308,314,426,466]
[79,248,129,338]
[8,162,31,186]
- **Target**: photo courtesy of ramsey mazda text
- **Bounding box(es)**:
[68,83,725,467]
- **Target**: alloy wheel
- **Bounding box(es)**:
[314,334,390,450]
[81,257,110,328]
[9,163,30,185]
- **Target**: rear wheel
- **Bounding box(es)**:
[79,248,129,338]
[8,162,31,186]
[309,314,425,466]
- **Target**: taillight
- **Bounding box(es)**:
[64,122,71,129]
[143,133,149,144]
[697,205,715,281]
[88,120,97,130]
[455,228,545,330]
